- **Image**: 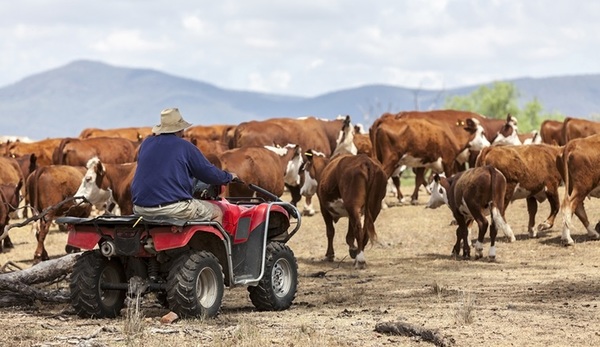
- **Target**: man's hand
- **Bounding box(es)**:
[230,172,241,183]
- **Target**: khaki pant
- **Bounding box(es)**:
[133,199,223,223]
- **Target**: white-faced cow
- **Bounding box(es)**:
[426,166,515,260]
[74,157,136,215]
[475,144,563,238]
[557,134,600,245]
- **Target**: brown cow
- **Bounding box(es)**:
[73,157,137,215]
[475,144,563,238]
[217,145,302,200]
[301,151,387,268]
[79,126,153,142]
[540,119,565,146]
[561,117,600,144]
[184,124,236,144]
[52,137,137,166]
[0,181,23,252]
[426,166,515,259]
[558,134,600,245]
[26,165,92,262]
[6,138,63,167]
[185,124,236,158]
[0,156,25,249]
[371,116,489,204]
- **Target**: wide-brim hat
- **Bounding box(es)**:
[152,108,192,134]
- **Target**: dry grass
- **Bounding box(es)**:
[2,185,600,346]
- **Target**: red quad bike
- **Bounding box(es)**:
[56,182,301,319]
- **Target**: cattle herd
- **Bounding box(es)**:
[1,112,600,268]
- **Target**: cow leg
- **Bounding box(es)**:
[391,176,403,202]
[303,196,316,216]
[538,189,560,233]
[410,168,426,205]
[34,218,51,263]
[322,212,336,262]
[573,201,600,240]
[526,196,538,238]
[561,194,580,246]
[470,209,489,260]
[452,215,470,259]
[3,235,13,249]
[287,184,301,207]
[489,217,498,261]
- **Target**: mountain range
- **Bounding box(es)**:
[1,60,599,140]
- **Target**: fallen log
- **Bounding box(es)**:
[375,321,455,347]
[0,253,80,307]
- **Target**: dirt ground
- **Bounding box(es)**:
[1,186,600,347]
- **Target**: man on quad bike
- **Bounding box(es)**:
[131,107,238,223]
[59,108,301,320]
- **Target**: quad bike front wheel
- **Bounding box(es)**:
[167,250,224,318]
[70,250,126,318]
[248,241,298,311]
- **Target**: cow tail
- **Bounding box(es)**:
[53,138,71,165]
[488,166,515,241]
[558,147,573,230]
[27,166,43,225]
[363,160,378,244]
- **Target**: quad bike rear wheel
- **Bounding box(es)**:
[166,250,224,318]
[70,250,126,318]
[248,241,298,311]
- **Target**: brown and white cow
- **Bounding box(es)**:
[301,151,387,268]
[371,115,489,204]
[25,165,92,262]
[52,137,138,166]
[426,166,515,259]
[557,134,600,245]
[540,119,565,146]
[232,116,345,215]
[475,144,563,238]
[74,157,136,215]
[79,126,153,142]
[217,144,303,200]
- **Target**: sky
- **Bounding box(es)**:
[2,0,600,97]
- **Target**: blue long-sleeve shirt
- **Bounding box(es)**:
[131,134,232,207]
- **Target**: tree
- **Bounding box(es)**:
[444,82,564,132]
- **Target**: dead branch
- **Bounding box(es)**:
[1,196,89,242]
[0,253,79,307]
[375,321,455,347]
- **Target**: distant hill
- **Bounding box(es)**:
[1,60,599,140]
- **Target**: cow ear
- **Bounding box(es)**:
[96,161,105,176]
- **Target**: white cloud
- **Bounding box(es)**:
[1,0,600,95]
[91,30,166,52]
